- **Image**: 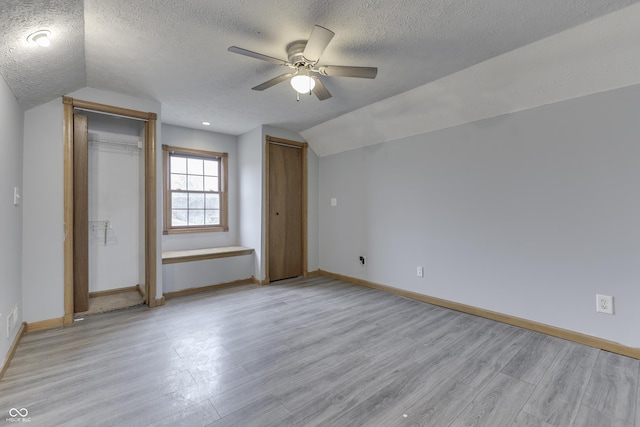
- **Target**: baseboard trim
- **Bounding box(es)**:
[320,270,640,360]
[251,277,268,286]
[26,317,65,333]
[164,278,254,299]
[306,270,320,277]
[89,285,140,298]
[0,322,26,381]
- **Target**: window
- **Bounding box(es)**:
[163,145,228,234]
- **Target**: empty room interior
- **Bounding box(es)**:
[1,0,640,426]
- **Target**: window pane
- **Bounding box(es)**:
[172,192,188,209]
[188,175,203,191]
[172,209,188,226]
[188,158,203,175]
[205,193,219,209]
[189,210,204,225]
[204,160,219,176]
[171,156,187,174]
[205,210,220,225]
[204,176,219,192]
[189,193,205,209]
[171,173,186,190]
[166,149,227,232]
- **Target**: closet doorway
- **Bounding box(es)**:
[75,111,146,314]
[264,136,308,283]
[62,97,159,324]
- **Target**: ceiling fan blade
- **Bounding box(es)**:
[228,46,289,66]
[318,65,378,79]
[252,73,293,91]
[303,25,335,62]
[311,76,331,100]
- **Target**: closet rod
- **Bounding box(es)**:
[89,137,142,149]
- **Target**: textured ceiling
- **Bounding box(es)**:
[303,2,640,156]
[0,0,85,109]
[0,0,638,142]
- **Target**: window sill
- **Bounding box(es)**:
[163,226,229,235]
[161,246,254,264]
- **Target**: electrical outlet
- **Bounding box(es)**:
[596,294,614,315]
[417,266,424,278]
[359,256,366,265]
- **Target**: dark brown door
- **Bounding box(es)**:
[73,114,89,312]
[268,142,303,281]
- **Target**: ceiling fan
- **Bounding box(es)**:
[228,25,378,101]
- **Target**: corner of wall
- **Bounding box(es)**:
[0,73,24,364]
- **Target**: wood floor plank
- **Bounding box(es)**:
[147,400,220,427]
[449,372,535,427]
[512,410,555,427]
[206,395,291,427]
[0,275,637,427]
[274,336,433,420]
[573,404,635,427]
[521,341,599,426]
[316,344,466,426]
[501,332,566,385]
[388,379,479,427]
[581,350,638,424]
[637,370,640,427]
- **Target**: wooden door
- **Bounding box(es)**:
[268,142,303,281]
[73,114,89,312]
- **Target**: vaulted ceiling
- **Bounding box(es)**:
[1,0,639,154]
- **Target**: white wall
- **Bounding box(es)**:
[87,114,144,293]
[160,123,255,292]
[22,88,161,323]
[238,126,263,280]
[162,255,254,293]
[161,124,239,251]
[319,83,640,348]
[0,74,24,362]
[22,98,64,323]
[307,148,319,273]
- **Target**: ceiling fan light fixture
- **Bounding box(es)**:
[27,30,51,47]
[290,74,315,94]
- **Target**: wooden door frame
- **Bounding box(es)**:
[62,96,159,324]
[264,135,308,284]
[72,114,89,312]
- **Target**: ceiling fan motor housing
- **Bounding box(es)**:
[287,41,310,66]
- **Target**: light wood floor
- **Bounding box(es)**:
[1,276,638,426]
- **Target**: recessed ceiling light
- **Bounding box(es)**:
[202,121,211,126]
[27,30,51,47]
